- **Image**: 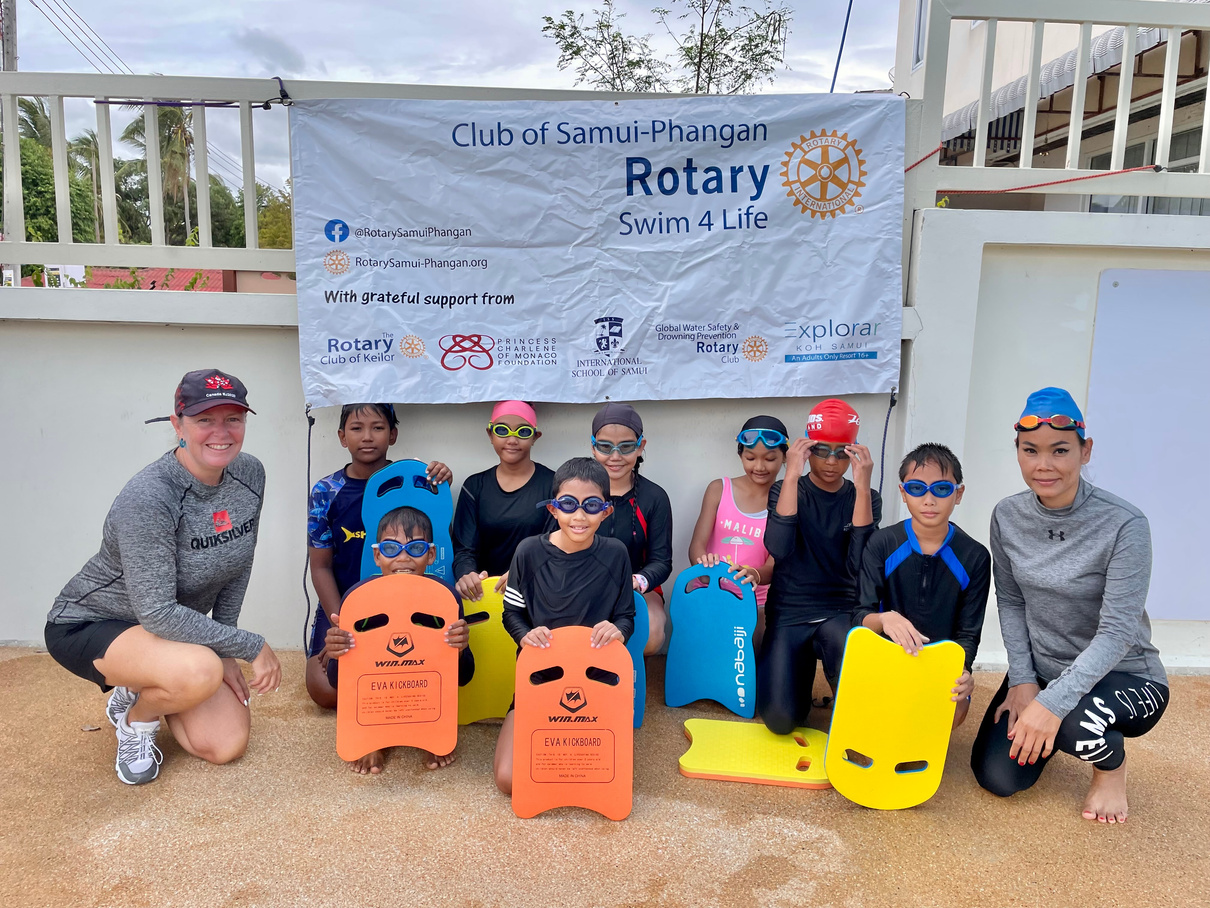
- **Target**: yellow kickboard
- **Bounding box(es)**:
[458,579,517,725]
[679,718,831,789]
[825,627,965,810]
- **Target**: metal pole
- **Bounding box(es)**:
[0,0,14,284]
[830,0,855,93]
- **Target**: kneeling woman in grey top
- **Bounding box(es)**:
[44,369,281,785]
[970,387,1167,824]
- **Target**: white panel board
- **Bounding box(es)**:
[1087,269,1210,621]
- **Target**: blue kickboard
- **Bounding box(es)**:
[359,459,454,583]
[664,563,757,718]
[625,591,649,729]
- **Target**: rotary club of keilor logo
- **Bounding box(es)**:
[398,335,426,358]
[780,130,867,219]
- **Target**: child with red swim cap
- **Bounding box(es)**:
[759,398,881,735]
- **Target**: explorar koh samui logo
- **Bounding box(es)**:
[780,130,867,219]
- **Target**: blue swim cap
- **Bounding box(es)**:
[1018,387,1085,438]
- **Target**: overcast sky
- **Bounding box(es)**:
[12,0,902,188]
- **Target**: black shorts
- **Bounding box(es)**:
[44,619,138,692]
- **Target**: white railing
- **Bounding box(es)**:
[912,0,1210,199]
[0,74,621,279]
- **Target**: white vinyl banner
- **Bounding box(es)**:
[291,95,904,406]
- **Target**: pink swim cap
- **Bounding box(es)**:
[490,400,537,426]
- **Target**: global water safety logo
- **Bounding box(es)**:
[741,336,768,362]
[324,219,350,243]
[594,316,624,357]
[780,130,867,219]
[439,334,495,371]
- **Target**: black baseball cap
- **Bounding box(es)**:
[146,369,255,424]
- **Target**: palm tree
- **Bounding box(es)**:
[18,97,52,148]
[120,105,194,242]
[69,129,103,243]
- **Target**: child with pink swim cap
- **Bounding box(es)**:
[453,400,555,602]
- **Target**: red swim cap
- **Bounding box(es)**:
[806,399,860,444]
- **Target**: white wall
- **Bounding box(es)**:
[0,314,903,650]
[906,207,1210,670]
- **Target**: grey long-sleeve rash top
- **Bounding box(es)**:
[48,450,266,662]
[990,479,1166,718]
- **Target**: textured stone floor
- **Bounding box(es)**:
[1,648,1206,908]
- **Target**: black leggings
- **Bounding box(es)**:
[971,671,1169,797]
[756,613,850,735]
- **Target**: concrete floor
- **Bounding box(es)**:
[1,647,1206,908]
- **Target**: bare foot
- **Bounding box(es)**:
[1082,761,1128,824]
[953,697,971,729]
[423,749,457,770]
[349,749,385,775]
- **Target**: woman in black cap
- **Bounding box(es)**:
[44,368,280,785]
[589,402,673,654]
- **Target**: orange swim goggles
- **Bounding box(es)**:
[1014,414,1085,432]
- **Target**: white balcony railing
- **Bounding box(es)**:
[913,0,1210,199]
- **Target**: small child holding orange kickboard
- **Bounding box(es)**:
[322,505,472,774]
[492,457,636,795]
[854,443,991,728]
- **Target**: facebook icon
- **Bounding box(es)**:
[324,219,350,243]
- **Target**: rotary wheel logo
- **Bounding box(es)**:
[323,249,351,275]
[742,336,768,362]
[399,335,426,358]
[780,130,867,219]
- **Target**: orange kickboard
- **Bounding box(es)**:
[512,626,634,821]
[679,718,831,789]
[336,574,459,762]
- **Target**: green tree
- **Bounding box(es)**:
[543,0,792,94]
[0,138,97,278]
[209,175,245,248]
[256,181,293,249]
[18,97,52,148]
[119,106,195,244]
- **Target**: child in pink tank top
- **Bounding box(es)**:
[688,416,788,650]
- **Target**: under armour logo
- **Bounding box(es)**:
[1048,529,1066,541]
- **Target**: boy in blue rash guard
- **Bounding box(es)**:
[321,506,472,774]
[855,443,991,728]
[305,403,451,709]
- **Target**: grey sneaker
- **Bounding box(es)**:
[106,686,138,727]
[115,712,162,785]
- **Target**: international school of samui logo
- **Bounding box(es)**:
[594,317,624,358]
[323,249,351,275]
[780,130,867,219]
[399,335,426,358]
[741,336,768,362]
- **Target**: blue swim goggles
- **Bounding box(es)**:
[901,480,957,498]
[538,495,612,515]
[373,539,434,558]
[736,428,787,448]
[591,435,643,456]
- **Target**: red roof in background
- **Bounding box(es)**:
[21,267,224,291]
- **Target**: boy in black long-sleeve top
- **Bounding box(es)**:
[759,399,881,735]
[493,457,635,795]
[856,443,990,728]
